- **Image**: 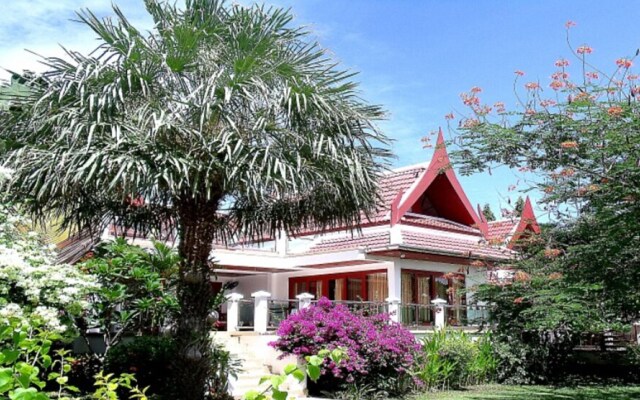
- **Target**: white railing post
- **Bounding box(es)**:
[252,291,272,334]
[226,293,244,332]
[432,297,447,330]
[296,292,314,310]
[386,297,401,323]
[634,322,640,345]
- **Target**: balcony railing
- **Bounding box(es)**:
[267,299,299,329]
[400,303,490,328]
[226,292,492,333]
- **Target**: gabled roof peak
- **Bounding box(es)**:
[390,128,485,234]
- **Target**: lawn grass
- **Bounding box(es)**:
[411,384,640,400]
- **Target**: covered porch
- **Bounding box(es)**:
[216,258,491,332]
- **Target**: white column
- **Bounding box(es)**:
[296,292,314,310]
[386,297,401,324]
[432,297,447,330]
[226,293,244,332]
[252,290,272,334]
[386,261,402,301]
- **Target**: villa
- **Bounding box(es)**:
[204,130,540,329]
[62,130,540,330]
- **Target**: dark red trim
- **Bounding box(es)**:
[507,197,541,249]
[394,129,486,235]
[400,219,483,236]
[369,249,473,265]
[289,221,389,239]
[288,269,386,300]
[390,190,404,227]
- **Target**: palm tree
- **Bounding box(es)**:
[0,1,391,398]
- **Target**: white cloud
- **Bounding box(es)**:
[0,1,152,79]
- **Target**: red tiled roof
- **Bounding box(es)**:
[307,232,390,254]
[401,214,482,235]
[401,230,513,260]
[372,165,428,221]
[289,164,428,237]
[486,220,518,240]
[305,229,512,260]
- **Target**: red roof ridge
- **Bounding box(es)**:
[391,129,486,236]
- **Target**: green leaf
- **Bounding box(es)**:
[283,364,297,375]
[0,368,13,392]
[270,375,285,389]
[306,365,321,382]
[307,355,323,367]
[272,389,287,400]
[2,350,19,364]
[242,390,263,400]
[291,369,305,382]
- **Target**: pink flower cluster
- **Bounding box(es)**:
[271,297,420,384]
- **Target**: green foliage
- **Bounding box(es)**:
[207,342,241,400]
[79,238,179,353]
[0,1,391,394]
[0,315,79,399]
[244,349,346,400]
[91,371,147,400]
[413,330,496,391]
[104,337,174,397]
[451,30,640,327]
[0,0,391,245]
[410,384,640,400]
[513,196,525,217]
[481,204,496,222]
[447,24,640,384]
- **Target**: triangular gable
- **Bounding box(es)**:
[391,129,486,235]
[508,197,540,248]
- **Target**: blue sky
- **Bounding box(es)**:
[2,1,639,220]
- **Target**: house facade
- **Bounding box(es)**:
[74,130,540,329]
[206,131,540,327]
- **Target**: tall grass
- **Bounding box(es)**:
[413,330,496,391]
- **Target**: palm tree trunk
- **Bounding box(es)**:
[172,194,220,400]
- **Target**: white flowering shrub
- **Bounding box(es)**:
[0,203,98,332]
[0,189,101,398]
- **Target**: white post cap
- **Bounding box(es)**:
[385,296,401,304]
[226,293,244,301]
[251,290,272,298]
[296,292,315,300]
[431,297,447,305]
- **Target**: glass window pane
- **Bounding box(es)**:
[366,273,388,302]
[347,278,362,301]
[329,279,345,301]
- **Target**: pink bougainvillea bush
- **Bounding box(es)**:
[270,297,419,394]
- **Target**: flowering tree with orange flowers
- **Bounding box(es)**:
[447,21,640,383]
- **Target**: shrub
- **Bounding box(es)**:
[105,336,175,397]
[106,336,239,400]
[270,297,419,396]
[414,330,496,390]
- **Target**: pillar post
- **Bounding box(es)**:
[296,292,314,310]
[432,297,447,330]
[386,296,402,324]
[386,262,402,302]
[252,291,272,334]
[226,293,244,332]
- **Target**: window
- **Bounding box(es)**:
[400,270,465,326]
[367,273,388,302]
[289,270,387,301]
